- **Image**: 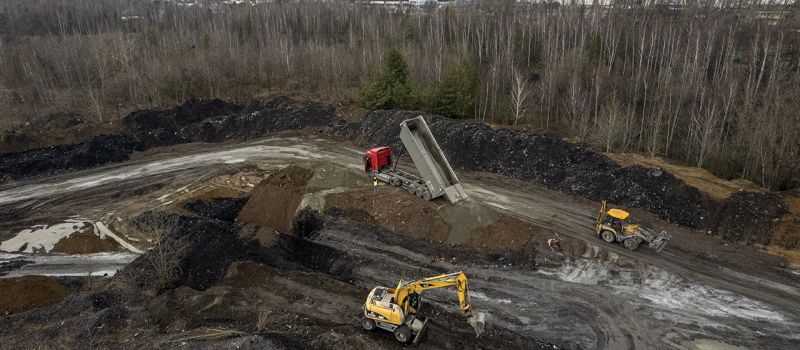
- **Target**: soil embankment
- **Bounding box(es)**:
[0,97,339,181]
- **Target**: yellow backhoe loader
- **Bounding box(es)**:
[596,200,671,252]
[361,271,486,345]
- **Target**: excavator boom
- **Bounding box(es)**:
[393,272,486,337]
[362,271,486,344]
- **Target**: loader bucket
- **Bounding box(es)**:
[466,312,486,338]
[649,231,671,253]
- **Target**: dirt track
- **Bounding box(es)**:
[1,136,799,349]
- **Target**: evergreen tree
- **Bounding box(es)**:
[359,49,413,109]
[430,60,479,118]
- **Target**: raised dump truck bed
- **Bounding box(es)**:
[363,116,468,204]
[398,116,467,203]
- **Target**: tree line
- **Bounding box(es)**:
[0,0,798,190]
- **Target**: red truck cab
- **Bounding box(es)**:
[364,147,393,173]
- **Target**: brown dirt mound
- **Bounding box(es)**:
[324,187,450,242]
[237,165,315,242]
[0,276,70,315]
[768,196,800,252]
[464,215,540,251]
[52,224,121,254]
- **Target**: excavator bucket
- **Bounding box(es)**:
[466,312,486,338]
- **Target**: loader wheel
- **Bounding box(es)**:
[422,191,432,201]
[623,238,640,251]
[361,317,375,331]
[393,325,412,343]
[601,231,616,243]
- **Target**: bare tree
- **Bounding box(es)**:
[510,70,530,126]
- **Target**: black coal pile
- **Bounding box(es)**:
[0,97,340,181]
[124,96,340,145]
[119,209,268,291]
[0,134,140,180]
[119,200,355,292]
[710,191,788,244]
[354,110,711,228]
[184,196,250,222]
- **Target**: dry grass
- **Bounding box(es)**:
[256,307,270,331]
[134,212,186,290]
[606,152,765,200]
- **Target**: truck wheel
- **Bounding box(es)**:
[393,325,412,343]
[422,191,432,201]
[601,231,616,243]
[623,238,639,251]
[407,185,417,195]
[361,317,375,331]
[389,177,400,187]
[415,187,424,198]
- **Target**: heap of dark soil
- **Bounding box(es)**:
[118,196,348,292]
[185,196,250,222]
[0,97,339,181]
[0,276,70,314]
[119,198,265,291]
[353,110,788,242]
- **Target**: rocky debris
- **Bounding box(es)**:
[0,276,70,315]
[0,97,339,181]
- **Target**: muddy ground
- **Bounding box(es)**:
[1,99,799,349]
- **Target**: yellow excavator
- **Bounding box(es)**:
[361,271,486,345]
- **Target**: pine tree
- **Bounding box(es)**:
[359,49,413,109]
[430,60,479,119]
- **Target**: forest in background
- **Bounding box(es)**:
[0,0,798,190]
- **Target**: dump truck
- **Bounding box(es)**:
[361,271,486,345]
[595,200,671,252]
[363,116,468,203]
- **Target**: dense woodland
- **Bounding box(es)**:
[0,0,798,190]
